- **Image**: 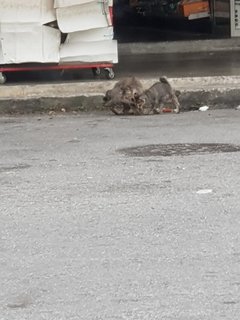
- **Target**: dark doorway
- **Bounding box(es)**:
[113,0,230,43]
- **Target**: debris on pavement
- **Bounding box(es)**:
[199,106,209,112]
[7,294,32,309]
[196,189,213,194]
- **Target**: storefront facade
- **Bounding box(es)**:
[114,0,239,42]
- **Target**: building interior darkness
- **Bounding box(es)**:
[113,0,230,42]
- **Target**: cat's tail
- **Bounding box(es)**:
[159,76,170,85]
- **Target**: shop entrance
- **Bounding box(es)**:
[113,0,230,42]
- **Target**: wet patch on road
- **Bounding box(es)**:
[0,164,31,173]
[0,119,18,124]
[68,139,81,143]
[119,143,240,157]
[102,182,164,194]
[222,301,239,305]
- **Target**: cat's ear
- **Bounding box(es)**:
[134,92,139,98]
[134,92,141,100]
[104,90,112,102]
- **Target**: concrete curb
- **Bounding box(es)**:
[118,38,240,55]
[0,76,240,114]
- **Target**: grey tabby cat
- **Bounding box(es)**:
[135,76,180,114]
[103,77,144,115]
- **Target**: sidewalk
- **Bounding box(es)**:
[1,49,240,114]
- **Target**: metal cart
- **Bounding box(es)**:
[0,62,115,84]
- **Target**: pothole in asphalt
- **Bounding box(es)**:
[119,143,240,157]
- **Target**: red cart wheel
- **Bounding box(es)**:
[0,72,6,85]
[104,68,115,80]
[92,67,101,76]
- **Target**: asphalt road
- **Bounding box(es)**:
[1,109,240,319]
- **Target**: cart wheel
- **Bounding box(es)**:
[60,70,65,77]
[0,72,6,85]
[104,68,115,80]
[92,67,101,77]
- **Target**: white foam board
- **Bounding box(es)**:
[60,40,118,63]
[56,1,112,33]
[54,0,112,9]
[0,42,4,64]
[65,27,113,43]
[54,0,96,8]
[0,0,56,24]
[0,24,61,63]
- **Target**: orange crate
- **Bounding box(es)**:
[179,0,209,17]
[129,0,138,7]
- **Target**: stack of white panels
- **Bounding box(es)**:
[0,0,61,63]
[60,38,118,63]
[56,1,111,32]
[0,0,56,24]
[0,0,118,65]
[55,0,118,64]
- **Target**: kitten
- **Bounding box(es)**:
[136,77,180,114]
[103,77,144,115]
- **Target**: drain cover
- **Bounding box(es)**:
[119,143,240,157]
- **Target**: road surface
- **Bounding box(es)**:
[0,109,240,319]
